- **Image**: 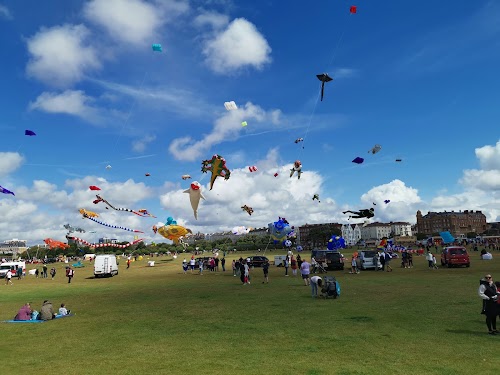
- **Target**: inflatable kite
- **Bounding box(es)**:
[184,181,205,220]
[201,154,231,190]
[224,101,237,110]
[25,130,36,136]
[241,205,254,215]
[152,43,162,52]
[181,174,191,180]
[327,236,346,250]
[268,218,293,244]
[312,194,320,202]
[63,224,85,233]
[89,186,101,191]
[316,73,333,101]
[79,209,99,218]
[232,226,251,235]
[156,223,192,245]
[68,237,144,248]
[93,195,155,217]
[343,208,375,220]
[0,185,14,196]
[289,160,302,179]
[368,145,382,154]
[352,157,364,164]
[43,238,69,249]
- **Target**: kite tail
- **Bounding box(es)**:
[85,216,144,233]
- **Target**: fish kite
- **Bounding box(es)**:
[289,160,302,179]
[224,101,237,110]
[368,144,382,154]
[248,166,258,172]
[156,223,192,245]
[241,205,254,215]
[25,130,36,136]
[343,208,375,220]
[352,157,364,164]
[184,181,205,220]
[316,73,333,101]
[93,195,155,217]
[82,215,144,233]
[181,174,191,180]
[295,138,304,144]
[43,238,69,249]
[89,185,101,191]
[241,121,248,127]
[0,185,15,196]
[69,237,144,248]
[201,154,231,190]
[312,194,320,202]
[152,44,162,52]
[79,209,99,218]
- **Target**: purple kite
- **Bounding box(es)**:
[0,185,15,196]
[25,130,36,136]
[352,157,364,164]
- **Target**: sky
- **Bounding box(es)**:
[0,0,499,246]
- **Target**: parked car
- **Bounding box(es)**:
[441,246,470,268]
[247,256,269,267]
[358,250,381,270]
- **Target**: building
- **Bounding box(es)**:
[341,224,362,246]
[0,239,28,257]
[416,210,487,237]
[360,222,391,240]
[390,222,412,237]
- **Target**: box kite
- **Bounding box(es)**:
[224,101,237,110]
[152,44,162,52]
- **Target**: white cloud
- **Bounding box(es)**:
[169,102,281,161]
[29,90,99,121]
[0,4,12,19]
[0,152,24,177]
[475,140,500,170]
[83,0,188,46]
[26,24,100,87]
[132,135,157,153]
[194,10,229,29]
[332,68,358,79]
[460,169,500,190]
[203,18,272,74]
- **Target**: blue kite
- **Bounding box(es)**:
[152,44,162,52]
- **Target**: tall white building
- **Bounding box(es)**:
[341,224,362,245]
[361,223,391,240]
[390,222,412,237]
[0,239,28,257]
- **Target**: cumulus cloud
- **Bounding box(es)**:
[0,152,25,177]
[83,0,188,46]
[460,169,500,190]
[475,140,500,170]
[132,135,157,153]
[169,102,281,161]
[194,10,229,29]
[203,18,272,74]
[0,4,12,19]
[26,24,100,87]
[29,90,99,122]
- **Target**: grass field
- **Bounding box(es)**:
[1,248,499,375]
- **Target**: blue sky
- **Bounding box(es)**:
[1,0,499,245]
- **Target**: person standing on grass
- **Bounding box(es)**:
[190,257,195,273]
[284,257,289,276]
[50,267,56,280]
[426,251,434,269]
[300,258,311,286]
[432,254,439,269]
[478,274,498,335]
[127,257,131,269]
[198,259,204,275]
[384,252,392,272]
[310,276,322,298]
[5,269,13,285]
[182,259,188,274]
[243,260,250,285]
[232,259,236,276]
[291,256,298,276]
[42,264,48,278]
[262,259,269,284]
[66,267,74,283]
[221,257,226,272]
[407,252,413,268]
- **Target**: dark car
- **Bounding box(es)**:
[311,249,344,270]
[441,246,470,268]
[247,256,269,267]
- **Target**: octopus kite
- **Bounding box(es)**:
[289,160,302,179]
[241,205,254,215]
[201,154,231,190]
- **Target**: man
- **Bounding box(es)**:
[478,274,498,335]
[5,269,13,285]
[40,300,55,320]
[66,267,74,283]
[310,275,322,298]
[300,258,311,286]
[262,259,269,284]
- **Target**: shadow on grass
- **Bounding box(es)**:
[348,316,374,323]
[445,329,491,336]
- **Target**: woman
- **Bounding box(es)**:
[291,256,297,276]
[14,303,32,321]
[478,274,498,334]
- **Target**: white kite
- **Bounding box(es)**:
[224,101,238,110]
[183,181,206,220]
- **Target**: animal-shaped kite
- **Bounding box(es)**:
[232,226,251,235]
[184,181,205,220]
[316,73,333,101]
[89,185,101,191]
[156,223,192,245]
[152,43,162,52]
[241,205,254,215]
[79,209,99,218]
[201,154,231,190]
[181,174,191,180]
[93,195,155,217]
[0,185,15,196]
[289,160,302,179]
[327,235,346,250]
[269,218,293,244]
[342,208,375,220]
[43,238,69,249]
[312,194,320,202]
[224,101,237,110]
[352,157,364,164]
[368,144,382,154]
[25,130,36,136]
[63,224,85,233]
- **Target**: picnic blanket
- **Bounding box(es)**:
[3,314,74,323]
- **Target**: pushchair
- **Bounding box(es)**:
[321,276,340,299]
[316,261,328,273]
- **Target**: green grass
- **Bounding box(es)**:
[1,250,499,375]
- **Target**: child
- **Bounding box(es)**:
[59,303,71,316]
[182,259,188,274]
[432,255,439,269]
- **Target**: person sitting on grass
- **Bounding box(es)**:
[40,300,55,320]
[59,303,71,316]
[14,302,32,321]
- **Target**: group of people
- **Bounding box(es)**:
[478,274,500,335]
[14,300,71,321]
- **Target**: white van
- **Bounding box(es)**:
[358,251,381,270]
[0,261,26,278]
[94,255,119,278]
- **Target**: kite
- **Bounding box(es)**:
[241,121,248,127]
[327,235,346,250]
[316,73,333,101]
[224,101,237,110]
[274,173,279,177]
[284,240,292,247]
[312,194,320,202]
[25,130,36,136]
[145,173,151,177]
[155,223,192,245]
[295,138,304,144]
[343,208,375,220]
[352,157,364,164]
[63,224,85,233]
[181,175,191,180]
[43,238,69,249]
[68,237,144,249]
[241,205,254,215]
[289,160,302,179]
[93,195,155,217]
[368,144,382,154]
[184,181,205,220]
[82,215,144,233]
[232,226,252,235]
[201,154,231,190]
[79,209,99,218]
[268,218,293,244]
[395,159,402,162]
[248,166,258,172]
[152,43,162,52]
[0,185,15,196]
[106,165,112,170]
[384,200,390,204]
[350,6,357,14]
[89,186,101,191]
[296,245,303,252]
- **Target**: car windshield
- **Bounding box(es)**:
[363,251,377,257]
[449,249,466,255]
[0,265,12,270]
